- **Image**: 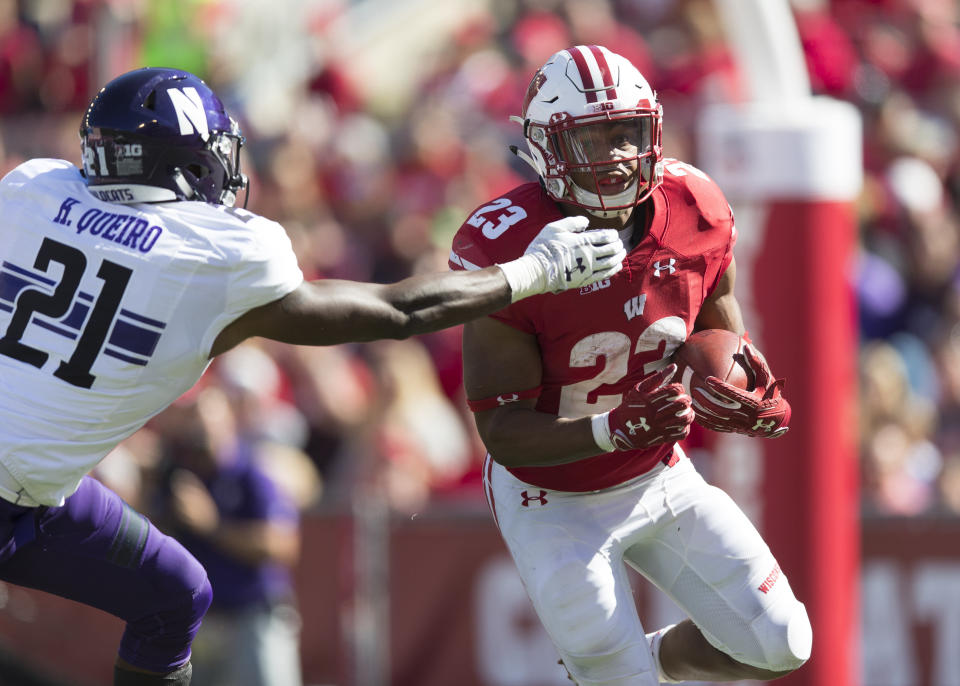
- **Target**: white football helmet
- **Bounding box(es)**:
[511,45,663,218]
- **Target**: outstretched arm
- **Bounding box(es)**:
[212,267,515,355]
[211,216,626,356]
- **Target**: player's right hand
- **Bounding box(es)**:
[695,346,791,438]
[592,364,693,452]
[526,215,626,293]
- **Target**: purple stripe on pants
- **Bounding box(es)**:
[0,476,212,673]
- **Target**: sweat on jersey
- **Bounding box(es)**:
[449,160,736,492]
[0,159,304,506]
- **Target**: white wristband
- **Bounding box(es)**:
[591,412,616,453]
[497,254,548,302]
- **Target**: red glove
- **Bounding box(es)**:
[693,345,791,438]
[593,365,694,452]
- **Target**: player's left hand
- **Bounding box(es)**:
[502,216,626,301]
[693,345,791,438]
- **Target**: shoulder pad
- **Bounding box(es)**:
[449,183,563,270]
[660,159,733,233]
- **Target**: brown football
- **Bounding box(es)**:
[672,329,752,396]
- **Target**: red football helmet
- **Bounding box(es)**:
[512,45,663,218]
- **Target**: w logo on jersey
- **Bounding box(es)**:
[167,87,210,140]
[624,294,647,321]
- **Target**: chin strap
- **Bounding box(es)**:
[508,144,540,175]
[240,174,250,209]
[171,168,196,200]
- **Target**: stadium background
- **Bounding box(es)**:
[0,0,959,684]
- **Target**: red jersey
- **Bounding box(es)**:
[449,160,736,491]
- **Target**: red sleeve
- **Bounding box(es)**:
[660,160,737,300]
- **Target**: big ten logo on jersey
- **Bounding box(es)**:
[557,317,687,418]
[466,198,527,240]
[579,278,612,295]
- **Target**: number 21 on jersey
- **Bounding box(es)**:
[0,237,132,389]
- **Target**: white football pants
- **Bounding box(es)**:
[483,448,811,686]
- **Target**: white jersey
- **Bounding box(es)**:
[0,159,304,505]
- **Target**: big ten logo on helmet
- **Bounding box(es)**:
[589,101,616,113]
[115,143,142,159]
[115,143,144,177]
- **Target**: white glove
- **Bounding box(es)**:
[499,216,626,302]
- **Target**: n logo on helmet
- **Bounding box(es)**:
[167,87,210,140]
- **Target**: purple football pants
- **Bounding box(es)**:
[0,476,212,673]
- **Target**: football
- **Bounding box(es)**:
[672,329,752,395]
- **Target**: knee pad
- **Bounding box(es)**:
[750,597,812,672]
[118,532,212,673]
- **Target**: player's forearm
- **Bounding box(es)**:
[233,269,514,350]
[378,266,514,338]
[478,408,604,467]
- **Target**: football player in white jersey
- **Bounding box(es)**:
[0,67,625,686]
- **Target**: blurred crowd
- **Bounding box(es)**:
[1,0,959,519]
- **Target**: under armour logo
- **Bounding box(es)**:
[497,393,520,405]
[652,259,676,277]
[753,418,777,432]
[520,490,548,507]
[625,418,650,435]
[565,257,587,281]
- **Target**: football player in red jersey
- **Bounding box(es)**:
[449,45,807,685]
